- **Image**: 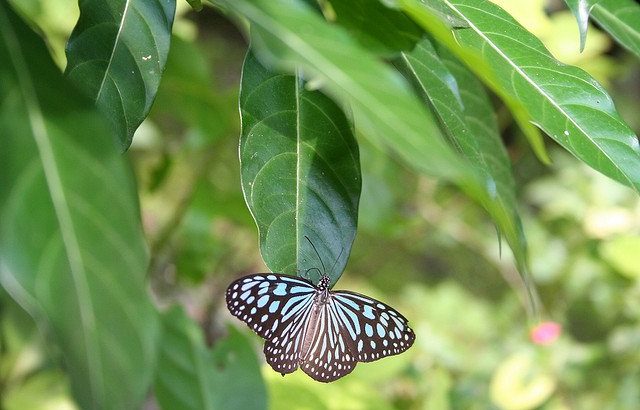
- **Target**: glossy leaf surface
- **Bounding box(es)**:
[65,0,176,149]
[240,51,361,284]
[400,0,640,193]
[0,4,159,409]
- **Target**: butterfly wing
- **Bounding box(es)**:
[330,291,415,362]
[226,274,415,382]
[299,302,357,382]
[226,274,316,339]
[226,274,317,374]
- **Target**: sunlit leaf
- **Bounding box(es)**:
[490,352,556,410]
[65,0,176,149]
[0,5,159,409]
[239,51,360,284]
[3,370,76,410]
[0,299,44,383]
[399,0,640,193]
[397,0,550,164]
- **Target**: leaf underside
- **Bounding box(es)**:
[240,50,361,285]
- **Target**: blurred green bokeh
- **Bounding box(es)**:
[2,0,639,409]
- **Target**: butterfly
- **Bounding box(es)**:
[225,272,415,382]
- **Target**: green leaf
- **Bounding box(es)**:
[225,0,468,182]
[414,0,469,28]
[397,38,529,276]
[65,0,176,150]
[565,0,595,52]
[328,0,423,56]
[591,0,640,59]
[399,0,640,193]
[398,0,549,165]
[0,5,159,409]
[215,0,538,288]
[240,51,361,284]
[155,307,267,410]
[209,327,267,410]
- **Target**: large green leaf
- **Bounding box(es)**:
[591,0,640,59]
[399,0,640,193]
[215,0,535,284]
[398,38,530,279]
[65,0,176,149]
[414,1,549,165]
[240,51,361,284]
[225,0,469,181]
[0,4,159,409]
[155,307,267,410]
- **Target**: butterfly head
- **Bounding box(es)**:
[317,275,331,291]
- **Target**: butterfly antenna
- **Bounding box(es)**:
[328,247,344,277]
[304,267,322,282]
[304,236,326,276]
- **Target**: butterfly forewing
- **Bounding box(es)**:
[226,274,316,341]
[331,291,415,362]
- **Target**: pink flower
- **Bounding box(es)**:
[530,321,562,345]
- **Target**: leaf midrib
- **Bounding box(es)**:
[237,0,460,172]
[0,4,104,403]
[399,48,517,234]
[96,0,132,101]
[443,0,632,188]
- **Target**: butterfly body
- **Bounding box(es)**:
[226,273,415,382]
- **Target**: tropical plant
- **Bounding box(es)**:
[1,0,639,409]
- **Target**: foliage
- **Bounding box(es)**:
[1,0,639,409]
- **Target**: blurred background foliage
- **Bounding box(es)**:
[2,0,639,409]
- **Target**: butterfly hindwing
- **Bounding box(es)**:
[262,286,316,375]
[331,291,415,362]
[299,301,357,382]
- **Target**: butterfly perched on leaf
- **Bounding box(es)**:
[225,272,415,382]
